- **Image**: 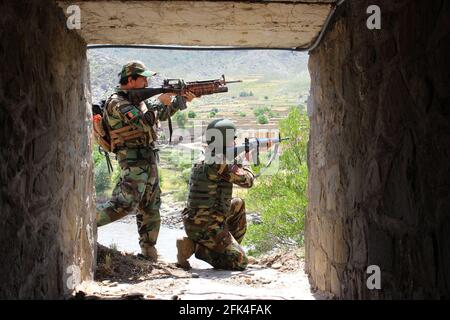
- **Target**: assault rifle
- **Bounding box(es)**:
[124,75,241,143]
[125,74,242,105]
[205,135,288,177]
[226,135,289,166]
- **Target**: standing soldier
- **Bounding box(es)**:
[176,119,255,270]
[96,60,195,261]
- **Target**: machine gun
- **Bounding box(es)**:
[125,74,242,105]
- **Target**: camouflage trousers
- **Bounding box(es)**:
[182,198,248,270]
[96,148,161,249]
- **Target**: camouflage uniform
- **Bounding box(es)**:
[182,160,254,270]
[96,61,186,256]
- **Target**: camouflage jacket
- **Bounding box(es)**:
[104,88,184,150]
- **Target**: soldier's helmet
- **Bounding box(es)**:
[119,60,157,78]
[205,118,237,147]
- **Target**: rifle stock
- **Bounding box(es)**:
[123,87,176,105]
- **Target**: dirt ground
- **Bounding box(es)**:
[74,244,332,300]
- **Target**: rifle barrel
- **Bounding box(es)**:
[225,80,242,83]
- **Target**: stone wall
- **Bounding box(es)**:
[306,0,450,299]
[0,0,95,298]
[56,0,332,48]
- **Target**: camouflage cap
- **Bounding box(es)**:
[119,60,156,78]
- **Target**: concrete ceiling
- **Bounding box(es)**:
[57,0,336,49]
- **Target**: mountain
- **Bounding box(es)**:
[87,48,309,104]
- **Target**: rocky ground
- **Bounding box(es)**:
[75,245,331,300]
[85,194,331,300]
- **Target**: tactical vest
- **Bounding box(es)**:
[104,93,155,152]
[187,161,233,214]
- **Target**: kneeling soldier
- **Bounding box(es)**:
[177,119,255,270]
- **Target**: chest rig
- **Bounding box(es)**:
[187,161,233,214]
[105,93,156,152]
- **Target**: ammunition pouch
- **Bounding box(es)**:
[110,125,148,152]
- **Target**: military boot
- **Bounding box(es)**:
[140,244,158,262]
[176,237,195,269]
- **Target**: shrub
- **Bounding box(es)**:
[257,114,268,124]
[94,159,112,196]
[93,147,120,198]
[243,107,309,255]
[188,110,197,118]
[253,106,270,117]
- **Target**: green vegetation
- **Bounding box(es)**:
[208,107,220,118]
[174,111,188,128]
[238,111,247,117]
[159,149,196,202]
[254,106,273,124]
[239,91,254,97]
[188,110,197,118]
[253,106,270,117]
[243,106,309,255]
[93,147,120,198]
[257,114,269,124]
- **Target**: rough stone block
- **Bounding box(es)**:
[306,0,450,299]
[0,0,95,299]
